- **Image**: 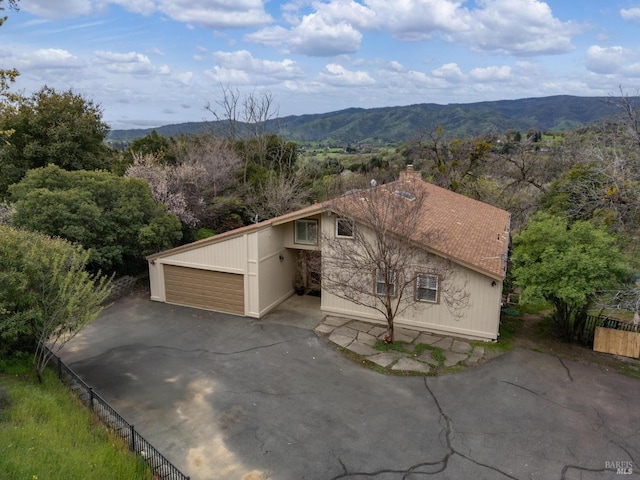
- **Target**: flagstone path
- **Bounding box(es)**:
[315,316,488,374]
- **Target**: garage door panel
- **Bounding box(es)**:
[163,265,244,315]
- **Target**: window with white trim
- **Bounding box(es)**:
[295,219,318,245]
[375,269,396,297]
[335,218,354,238]
[416,273,438,303]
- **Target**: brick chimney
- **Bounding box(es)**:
[399,164,422,183]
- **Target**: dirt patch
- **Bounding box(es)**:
[506,311,640,377]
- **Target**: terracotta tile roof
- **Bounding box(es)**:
[407,180,509,279]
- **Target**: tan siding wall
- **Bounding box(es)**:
[149,261,164,301]
[258,226,297,315]
[245,232,260,317]
[159,235,248,273]
[321,266,500,340]
[320,213,501,340]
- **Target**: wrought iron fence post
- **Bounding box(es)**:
[130,424,135,452]
[57,356,62,378]
[89,387,94,411]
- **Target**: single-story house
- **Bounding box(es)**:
[147,166,511,341]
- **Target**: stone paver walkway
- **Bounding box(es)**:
[315,317,487,374]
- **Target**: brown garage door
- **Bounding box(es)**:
[163,264,244,315]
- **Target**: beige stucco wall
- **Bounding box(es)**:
[319,212,502,340]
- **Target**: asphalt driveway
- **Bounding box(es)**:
[59,296,640,480]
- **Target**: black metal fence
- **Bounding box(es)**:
[49,350,190,480]
[581,314,640,345]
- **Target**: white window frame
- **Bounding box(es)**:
[335,218,355,238]
[375,269,396,297]
[294,219,318,245]
[416,273,439,303]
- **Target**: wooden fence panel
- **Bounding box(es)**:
[593,327,640,359]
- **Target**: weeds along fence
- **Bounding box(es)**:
[47,349,190,480]
[581,315,640,345]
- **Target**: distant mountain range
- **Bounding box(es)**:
[107,95,629,145]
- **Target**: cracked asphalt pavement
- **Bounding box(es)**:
[60,297,640,480]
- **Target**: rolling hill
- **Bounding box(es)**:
[107,95,628,145]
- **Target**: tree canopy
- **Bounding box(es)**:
[0,86,113,197]
[0,225,111,381]
[511,213,630,342]
[9,165,182,274]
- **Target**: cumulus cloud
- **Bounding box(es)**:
[364,0,471,41]
[206,50,305,84]
[16,48,85,70]
[431,63,464,82]
[451,0,576,55]
[248,12,362,56]
[585,45,628,74]
[319,64,375,86]
[94,50,155,74]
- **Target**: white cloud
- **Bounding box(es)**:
[21,0,93,19]
[314,0,378,30]
[105,0,156,15]
[620,7,640,22]
[288,13,363,56]
[206,50,305,84]
[177,72,193,85]
[244,26,290,47]
[94,50,155,74]
[147,47,165,56]
[431,63,464,82]
[585,45,628,74]
[17,48,85,70]
[388,61,405,72]
[319,64,375,86]
[452,0,576,55]
[248,12,362,57]
[23,0,273,28]
[364,0,470,41]
[155,0,273,28]
[469,65,512,82]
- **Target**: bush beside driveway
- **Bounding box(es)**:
[59,296,640,480]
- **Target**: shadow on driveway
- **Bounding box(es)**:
[59,296,640,480]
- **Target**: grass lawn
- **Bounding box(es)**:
[0,357,152,480]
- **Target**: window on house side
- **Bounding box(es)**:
[295,219,318,245]
[375,269,396,297]
[416,273,438,303]
[336,218,354,238]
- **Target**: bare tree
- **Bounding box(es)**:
[125,152,198,226]
[597,284,640,325]
[322,177,470,342]
[173,134,241,198]
[205,85,278,183]
[126,136,242,227]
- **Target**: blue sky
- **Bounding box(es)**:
[3,0,640,130]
